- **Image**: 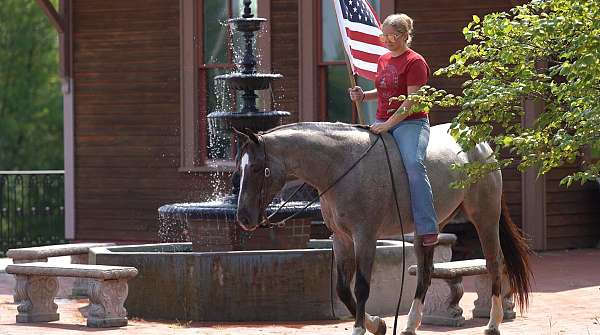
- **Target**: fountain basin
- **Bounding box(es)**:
[214,73,283,90]
[229,17,266,32]
[207,110,290,132]
[89,240,417,322]
[158,201,322,251]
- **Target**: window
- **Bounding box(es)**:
[318,0,380,124]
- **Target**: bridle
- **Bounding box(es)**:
[255,134,272,226]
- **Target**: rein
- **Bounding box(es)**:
[257,133,381,227]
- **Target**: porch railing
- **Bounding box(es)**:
[0,171,66,255]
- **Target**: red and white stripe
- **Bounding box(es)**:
[333,0,387,80]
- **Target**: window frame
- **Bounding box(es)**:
[300,0,393,123]
[179,0,268,172]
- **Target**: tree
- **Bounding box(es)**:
[0,1,62,170]
[405,0,600,187]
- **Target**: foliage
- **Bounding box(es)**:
[401,0,600,188]
[0,1,63,170]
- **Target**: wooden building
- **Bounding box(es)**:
[37,0,599,250]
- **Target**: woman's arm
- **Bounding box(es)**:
[349,86,378,102]
[370,84,422,134]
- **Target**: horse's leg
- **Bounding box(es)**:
[332,233,357,317]
[402,240,435,335]
[349,233,384,335]
[333,233,386,335]
[463,191,504,335]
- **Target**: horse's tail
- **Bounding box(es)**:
[499,194,533,311]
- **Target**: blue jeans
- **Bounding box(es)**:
[375,118,439,236]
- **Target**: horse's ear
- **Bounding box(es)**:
[232,127,259,145]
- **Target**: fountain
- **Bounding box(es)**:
[89,0,417,322]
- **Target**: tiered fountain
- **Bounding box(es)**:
[90,0,415,322]
[158,0,321,252]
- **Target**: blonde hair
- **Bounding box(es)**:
[381,14,414,46]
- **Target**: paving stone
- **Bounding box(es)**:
[0,248,599,334]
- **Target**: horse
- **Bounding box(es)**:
[235,122,532,335]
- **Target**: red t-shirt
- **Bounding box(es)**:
[375,49,430,121]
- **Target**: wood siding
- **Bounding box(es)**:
[545,166,600,249]
[399,0,522,227]
[73,0,217,241]
[271,0,300,122]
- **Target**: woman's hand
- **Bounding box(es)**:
[348,86,364,102]
[370,122,392,134]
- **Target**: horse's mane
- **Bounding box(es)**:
[263,122,370,137]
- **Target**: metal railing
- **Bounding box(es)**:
[0,171,66,254]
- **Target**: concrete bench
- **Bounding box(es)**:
[7,243,115,298]
[5,262,138,328]
[408,259,515,326]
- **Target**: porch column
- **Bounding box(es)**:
[521,97,547,250]
[298,0,318,122]
[36,0,75,239]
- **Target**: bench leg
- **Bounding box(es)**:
[422,277,465,327]
[86,279,129,327]
[12,259,49,303]
[473,273,516,319]
[14,275,59,323]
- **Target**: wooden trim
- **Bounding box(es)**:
[199,63,235,69]
[298,0,318,122]
[197,1,207,162]
[257,0,272,111]
[180,0,200,169]
[380,0,395,19]
[318,60,346,66]
[59,0,74,239]
[35,0,64,33]
[521,97,547,250]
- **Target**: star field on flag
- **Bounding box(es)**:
[333,0,388,80]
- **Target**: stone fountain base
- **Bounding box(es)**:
[158,201,322,252]
[89,240,417,322]
[189,218,311,252]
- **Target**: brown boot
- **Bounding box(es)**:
[422,233,439,247]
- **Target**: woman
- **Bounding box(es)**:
[348,13,438,246]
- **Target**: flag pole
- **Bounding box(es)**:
[344,55,366,125]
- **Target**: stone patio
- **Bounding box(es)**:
[1,248,599,335]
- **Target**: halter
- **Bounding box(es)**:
[255,134,272,226]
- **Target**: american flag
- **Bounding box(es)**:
[333,0,387,80]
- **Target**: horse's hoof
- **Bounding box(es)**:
[484,328,501,335]
[373,316,386,335]
[352,327,366,335]
[400,330,416,335]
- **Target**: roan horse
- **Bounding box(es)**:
[235,122,532,335]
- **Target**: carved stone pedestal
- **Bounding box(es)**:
[422,277,466,326]
[86,279,129,327]
[473,274,516,319]
[14,275,60,323]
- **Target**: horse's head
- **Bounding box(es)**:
[234,128,286,231]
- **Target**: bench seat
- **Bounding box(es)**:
[6,262,138,280]
[5,262,137,328]
[408,259,487,279]
[7,243,116,298]
[408,259,515,327]
[7,243,114,261]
